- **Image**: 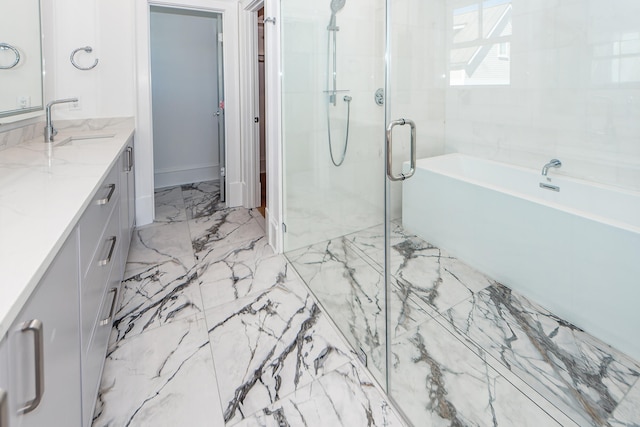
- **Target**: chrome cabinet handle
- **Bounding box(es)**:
[100,288,118,326]
[98,236,117,266]
[1,388,8,427]
[125,146,133,172]
[96,184,116,205]
[385,118,416,182]
[18,319,44,415]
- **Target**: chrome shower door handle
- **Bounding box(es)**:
[386,118,416,181]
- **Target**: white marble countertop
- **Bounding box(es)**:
[0,123,134,339]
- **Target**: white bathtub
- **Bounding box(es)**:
[403,153,640,361]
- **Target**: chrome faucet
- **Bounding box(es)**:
[542,159,562,176]
[44,98,78,142]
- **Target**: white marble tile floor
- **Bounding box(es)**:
[93,182,405,427]
[287,218,640,427]
[94,181,640,427]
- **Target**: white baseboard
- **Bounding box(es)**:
[154,164,219,189]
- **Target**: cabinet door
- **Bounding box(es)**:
[119,139,135,273]
[0,337,11,427]
[7,235,81,427]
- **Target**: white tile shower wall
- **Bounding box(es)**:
[388,0,448,219]
[443,0,640,192]
[282,0,386,251]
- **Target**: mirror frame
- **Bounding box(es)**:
[0,0,44,124]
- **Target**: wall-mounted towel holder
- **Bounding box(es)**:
[70,46,99,70]
[0,43,21,69]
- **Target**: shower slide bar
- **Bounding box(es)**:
[0,43,20,69]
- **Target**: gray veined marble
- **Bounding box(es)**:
[154,186,187,223]
[390,316,567,427]
[94,314,224,427]
[182,180,225,219]
[235,361,405,427]
[189,207,267,258]
[440,283,640,427]
[197,234,309,310]
[112,222,203,344]
[205,284,355,425]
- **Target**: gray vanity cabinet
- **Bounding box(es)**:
[0,338,9,427]
[0,137,135,427]
[119,138,135,275]
[4,235,82,427]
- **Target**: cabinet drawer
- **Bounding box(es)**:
[79,166,120,277]
[80,205,120,356]
[81,269,120,427]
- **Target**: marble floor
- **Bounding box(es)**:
[287,223,640,427]
[92,181,405,426]
[93,181,640,427]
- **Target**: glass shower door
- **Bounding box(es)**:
[280,0,390,385]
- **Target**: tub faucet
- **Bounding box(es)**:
[44,98,78,142]
[542,159,562,176]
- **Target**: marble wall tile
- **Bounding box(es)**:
[440,284,640,427]
[389,317,567,427]
[235,361,407,427]
[205,285,354,424]
[94,314,224,427]
[189,207,266,259]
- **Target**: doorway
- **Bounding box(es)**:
[150,7,226,195]
[257,7,267,217]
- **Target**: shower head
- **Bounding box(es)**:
[328,0,345,30]
[331,0,346,13]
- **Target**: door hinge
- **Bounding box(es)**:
[218,33,223,43]
[282,222,287,232]
[254,117,259,123]
[220,166,226,178]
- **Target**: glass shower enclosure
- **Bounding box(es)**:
[282,0,640,425]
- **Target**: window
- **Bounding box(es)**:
[448,0,513,86]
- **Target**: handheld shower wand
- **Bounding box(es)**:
[326,0,351,167]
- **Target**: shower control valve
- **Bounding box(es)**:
[375,88,384,106]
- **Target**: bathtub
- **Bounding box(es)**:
[402,153,640,361]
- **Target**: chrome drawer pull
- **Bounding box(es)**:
[98,236,117,266]
[18,319,44,415]
[96,184,116,205]
[100,288,118,326]
[1,388,8,427]
[125,146,133,172]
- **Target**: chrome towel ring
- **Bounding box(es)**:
[0,43,20,69]
[70,46,98,70]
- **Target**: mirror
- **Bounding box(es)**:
[0,0,44,121]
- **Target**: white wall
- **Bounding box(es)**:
[150,8,221,189]
[37,0,244,226]
[443,0,640,192]
[42,0,136,120]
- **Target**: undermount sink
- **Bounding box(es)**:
[55,133,116,147]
